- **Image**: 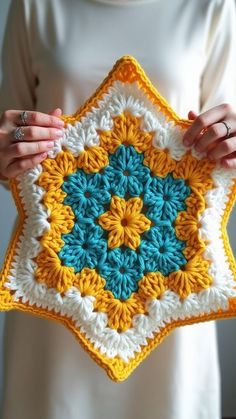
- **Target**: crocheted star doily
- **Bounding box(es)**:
[0,56,236,381]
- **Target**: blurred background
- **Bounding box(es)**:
[0,1,235,417]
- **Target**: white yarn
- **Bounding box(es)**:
[5,80,236,361]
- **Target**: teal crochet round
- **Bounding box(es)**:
[58,144,191,300]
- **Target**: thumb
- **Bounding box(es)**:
[48,107,63,117]
[188,110,198,120]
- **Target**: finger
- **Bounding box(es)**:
[7,139,55,159]
[3,109,65,128]
[5,152,48,178]
[220,151,236,169]
[10,126,64,143]
[188,110,198,120]
[207,137,236,161]
[183,103,233,146]
[194,122,234,152]
[48,108,63,117]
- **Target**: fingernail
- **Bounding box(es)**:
[55,129,64,137]
[47,141,54,148]
[38,152,48,160]
[56,119,65,127]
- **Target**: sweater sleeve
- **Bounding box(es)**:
[0,0,37,190]
[200,0,236,111]
[0,0,37,112]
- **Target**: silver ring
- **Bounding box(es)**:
[20,111,28,125]
[13,127,25,141]
[221,121,232,138]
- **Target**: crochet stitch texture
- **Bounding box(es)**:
[0,56,236,381]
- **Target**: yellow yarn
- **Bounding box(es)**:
[172,152,215,193]
[183,237,207,260]
[37,149,77,191]
[138,272,167,299]
[41,202,74,253]
[100,112,153,154]
[98,196,151,249]
[174,211,207,259]
[35,248,76,294]
[175,211,200,240]
[74,268,106,297]
[94,291,145,332]
[43,189,67,210]
[77,146,109,173]
[167,256,212,299]
[184,190,205,217]
[143,146,176,177]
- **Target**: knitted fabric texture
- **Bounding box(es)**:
[0,56,236,381]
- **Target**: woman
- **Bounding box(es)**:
[0,1,236,418]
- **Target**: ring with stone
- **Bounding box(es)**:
[13,127,25,141]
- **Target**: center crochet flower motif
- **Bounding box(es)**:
[98,196,151,250]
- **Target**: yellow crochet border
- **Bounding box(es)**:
[0,56,236,382]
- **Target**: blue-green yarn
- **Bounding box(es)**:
[58,223,107,272]
[103,145,150,197]
[139,225,187,276]
[62,170,111,219]
[98,248,145,300]
[144,173,191,222]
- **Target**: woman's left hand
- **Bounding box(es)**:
[182,104,236,168]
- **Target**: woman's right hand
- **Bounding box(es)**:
[0,108,65,180]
